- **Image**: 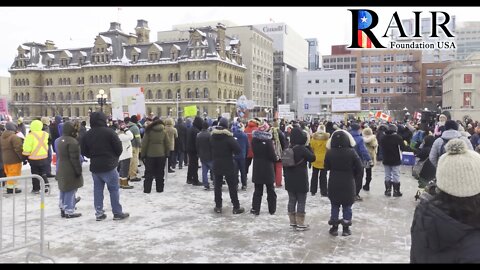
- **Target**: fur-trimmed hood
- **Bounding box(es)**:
[252,130,272,140]
[327,129,356,149]
[212,127,233,137]
[312,131,330,140]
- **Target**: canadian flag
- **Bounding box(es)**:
[414,111,422,120]
[375,111,392,122]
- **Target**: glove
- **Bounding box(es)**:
[23,160,28,165]
[368,160,374,168]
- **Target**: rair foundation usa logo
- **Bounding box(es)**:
[348,9,456,50]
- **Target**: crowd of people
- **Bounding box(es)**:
[0,111,479,262]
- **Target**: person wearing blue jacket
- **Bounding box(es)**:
[349,123,371,201]
[232,121,248,190]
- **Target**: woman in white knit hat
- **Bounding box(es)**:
[410,138,480,263]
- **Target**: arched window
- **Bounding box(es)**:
[203,88,209,98]
[22,79,26,86]
[25,92,30,101]
[147,74,151,82]
[74,92,80,100]
[195,88,200,98]
[187,88,192,98]
[218,88,221,99]
[109,75,112,83]
[197,71,201,80]
[45,79,48,85]
[20,93,24,101]
[146,89,153,100]
[44,93,48,101]
[176,89,181,99]
[223,89,227,99]
[218,72,221,81]
[203,71,208,80]
[100,76,103,83]
[175,73,179,81]
[103,75,107,83]
[229,74,232,83]
[75,108,80,117]
[95,76,98,84]
[14,93,18,101]
[192,71,196,80]
[26,79,29,86]
[157,74,161,82]
[167,89,172,99]
[51,92,56,101]
[87,91,94,100]
[14,79,17,86]
[66,92,71,100]
[59,92,64,101]
[58,78,63,85]
[156,90,162,99]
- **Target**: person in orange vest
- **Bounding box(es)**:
[22,119,50,194]
[1,122,25,193]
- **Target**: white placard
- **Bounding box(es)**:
[331,98,361,112]
[110,87,146,120]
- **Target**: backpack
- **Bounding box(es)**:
[439,138,449,156]
[281,146,304,167]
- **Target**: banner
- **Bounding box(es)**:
[110,87,145,120]
[184,105,197,117]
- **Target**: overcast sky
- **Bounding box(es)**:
[1,6,478,77]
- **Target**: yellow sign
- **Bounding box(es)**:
[184,105,197,117]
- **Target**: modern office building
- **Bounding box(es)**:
[455,21,480,60]
[306,38,320,70]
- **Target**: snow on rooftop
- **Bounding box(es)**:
[80,51,87,57]
[133,47,141,54]
[99,35,112,44]
[230,39,240,45]
[173,44,181,50]
[152,43,163,51]
[196,29,207,37]
[20,45,30,51]
[46,53,55,59]
[63,50,73,58]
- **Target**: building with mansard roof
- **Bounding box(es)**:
[9,20,245,119]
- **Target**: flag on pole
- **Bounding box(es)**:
[375,111,392,122]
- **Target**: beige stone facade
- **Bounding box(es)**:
[9,20,245,120]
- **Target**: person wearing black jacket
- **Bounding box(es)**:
[186,116,203,186]
[413,135,436,188]
[81,112,129,221]
[380,124,412,197]
[210,118,244,214]
[411,139,480,263]
[174,117,187,169]
[284,127,316,230]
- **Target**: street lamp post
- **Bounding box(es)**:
[323,107,327,121]
[277,97,282,119]
[96,89,108,113]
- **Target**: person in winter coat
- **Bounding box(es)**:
[1,122,24,193]
[81,112,129,221]
[22,120,50,194]
[324,129,363,236]
[210,118,244,214]
[309,125,330,196]
[380,124,412,197]
[250,122,277,215]
[349,123,371,200]
[271,119,286,187]
[140,120,170,193]
[117,123,134,189]
[429,120,473,168]
[284,127,316,231]
[186,116,203,186]
[55,122,84,218]
[164,118,178,173]
[362,127,378,191]
[174,117,188,169]
[232,121,249,190]
[410,139,480,263]
[375,124,387,161]
[433,114,447,138]
[77,121,88,162]
[40,117,55,178]
[413,135,436,188]
[126,115,142,182]
[244,119,260,175]
[196,121,214,190]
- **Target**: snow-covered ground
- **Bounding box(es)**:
[1,162,418,263]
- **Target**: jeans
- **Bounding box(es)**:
[233,157,247,187]
[287,191,307,213]
[118,159,131,178]
[384,165,401,183]
[92,169,123,217]
[59,188,77,214]
[201,160,214,187]
[330,203,352,222]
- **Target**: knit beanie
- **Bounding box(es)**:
[218,117,229,129]
[444,120,458,131]
[436,139,480,197]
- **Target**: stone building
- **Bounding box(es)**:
[9,20,245,119]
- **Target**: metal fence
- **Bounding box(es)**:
[0,174,53,262]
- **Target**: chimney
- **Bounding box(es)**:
[135,19,150,43]
[45,40,56,50]
[109,22,122,32]
[216,23,226,59]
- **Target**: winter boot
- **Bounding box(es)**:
[288,212,296,227]
[295,213,310,231]
[393,182,403,197]
[328,220,339,236]
[120,178,134,189]
[341,219,352,236]
[363,179,371,191]
[384,181,393,197]
[267,194,277,215]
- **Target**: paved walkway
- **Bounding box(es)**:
[1,163,419,263]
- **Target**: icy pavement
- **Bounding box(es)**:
[1,162,419,263]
